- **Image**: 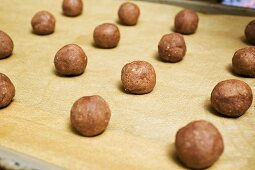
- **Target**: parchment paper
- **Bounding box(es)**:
[0,0,254,169]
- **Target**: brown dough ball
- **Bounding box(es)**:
[211,79,253,117]
[62,0,83,17]
[175,9,199,34]
[121,60,156,94]
[70,95,111,137]
[118,2,140,26]
[232,47,255,77]
[245,20,255,45]
[158,33,186,62]
[0,73,15,108]
[54,44,87,76]
[93,23,120,48]
[0,31,14,59]
[175,120,224,169]
[31,11,56,35]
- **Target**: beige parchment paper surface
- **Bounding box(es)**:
[0,0,255,169]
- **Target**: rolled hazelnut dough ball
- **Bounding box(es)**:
[0,31,14,59]
[70,95,111,137]
[31,11,56,35]
[62,0,83,17]
[175,9,199,34]
[0,73,15,108]
[118,2,140,26]
[93,23,120,49]
[175,120,224,169]
[211,79,253,117]
[121,60,156,94]
[232,47,255,77]
[158,33,186,62]
[245,20,255,45]
[54,44,87,76]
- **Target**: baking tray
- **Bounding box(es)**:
[137,0,255,16]
[0,0,255,169]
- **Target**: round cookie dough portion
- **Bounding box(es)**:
[70,95,111,137]
[118,2,140,26]
[245,20,255,45]
[174,9,199,34]
[0,31,14,59]
[62,0,83,17]
[232,47,255,77]
[211,79,253,117]
[175,120,224,169]
[158,33,186,62]
[31,11,56,35]
[0,73,15,108]
[54,44,87,76]
[93,23,120,48]
[121,60,156,94]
